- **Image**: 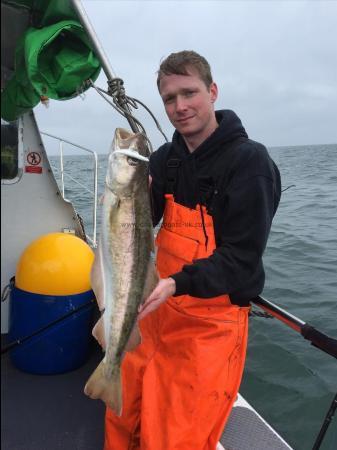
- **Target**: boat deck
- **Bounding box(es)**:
[2,337,292,450]
[1,338,105,450]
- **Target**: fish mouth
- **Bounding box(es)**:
[114,128,150,158]
[114,149,149,163]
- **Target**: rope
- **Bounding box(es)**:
[1,284,11,303]
[77,213,88,243]
[128,96,169,143]
[1,277,14,303]
[88,78,169,150]
[89,81,150,146]
[281,184,296,193]
[107,78,136,109]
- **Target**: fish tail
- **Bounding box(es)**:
[84,361,123,416]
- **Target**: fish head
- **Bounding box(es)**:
[106,128,150,195]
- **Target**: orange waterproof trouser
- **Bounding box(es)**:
[104,195,249,450]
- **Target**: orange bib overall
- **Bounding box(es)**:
[104,194,249,450]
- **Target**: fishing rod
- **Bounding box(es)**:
[1,299,96,355]
[312,393,337,450]
[252,295,337,449]
[252,295,337,359]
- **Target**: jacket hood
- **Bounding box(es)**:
[171,109,248,163]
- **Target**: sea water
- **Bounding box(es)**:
[50,143,337,450]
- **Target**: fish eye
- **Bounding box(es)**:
[127,156,139,166]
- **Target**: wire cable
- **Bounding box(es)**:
[88,79,168,150]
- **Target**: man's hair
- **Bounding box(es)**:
[156,50,213,91]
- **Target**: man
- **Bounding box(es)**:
[104,50,281,450]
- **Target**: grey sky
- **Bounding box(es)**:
[35,0,337,155]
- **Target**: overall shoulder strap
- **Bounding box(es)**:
[163,136,247,199]
[164,143,181,195]
[166,158,181,194]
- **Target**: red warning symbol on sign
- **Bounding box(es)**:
[27,152,41,166]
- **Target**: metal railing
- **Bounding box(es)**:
[41,132,98,247]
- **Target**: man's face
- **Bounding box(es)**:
[159,68,218,140]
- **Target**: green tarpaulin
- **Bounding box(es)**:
[1,0,101,121]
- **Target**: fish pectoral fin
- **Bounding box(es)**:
[124,322,141,353]
[92,316,106,350]
[84,361,123,416]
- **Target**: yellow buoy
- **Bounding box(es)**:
[16,233,94,295]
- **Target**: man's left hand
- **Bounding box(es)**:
[138,278,176,320]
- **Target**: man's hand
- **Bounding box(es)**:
[138,278,176,320]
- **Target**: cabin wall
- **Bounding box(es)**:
[1,111,86,333]
[1,2,30,90]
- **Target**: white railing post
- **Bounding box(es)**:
[59,140,65,198]
[41,131,98,247]
[92,151,98,247]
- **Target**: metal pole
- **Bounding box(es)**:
[70,0,116,81]
[60,140,65,198]
[92,151,98,247]
[70,0,140,133]
[42,132,98,246]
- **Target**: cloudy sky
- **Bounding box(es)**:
[34,0,337,155]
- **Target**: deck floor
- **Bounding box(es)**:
[1,337,105,450]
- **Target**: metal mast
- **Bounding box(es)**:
[70,0,140,133]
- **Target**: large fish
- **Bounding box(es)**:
[84,128,157,415]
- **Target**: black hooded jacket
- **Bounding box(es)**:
[149,110,281,306]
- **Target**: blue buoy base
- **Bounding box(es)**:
[9,287,95,375]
